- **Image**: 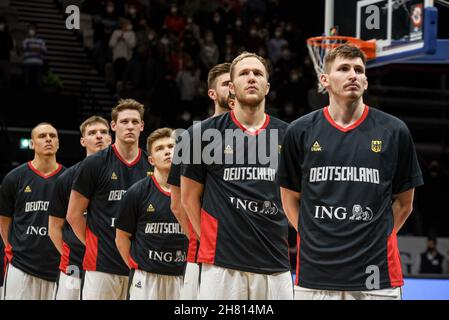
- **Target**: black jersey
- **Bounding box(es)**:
[0,162,65,281]
[278,106,424,291]
[168,125,200,263]
[48,162,85,276]
[116,175,187,275]
[72,145,152,276]
[181,111,291,274]
[1,228,4,287]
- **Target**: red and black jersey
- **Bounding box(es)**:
[278,106,424,290]
[48,162,85,276]
[1,225,4,287]
[168,125,200,263]
[72,145,152,276]
[116,175,187,275]
[0,162,65,281]
[181,111,291,274]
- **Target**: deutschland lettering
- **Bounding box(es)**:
[309,166,380,184]
[108,190,126,201]
[223,167,275,181]
[25,201,49,212]
[145,223,183,234]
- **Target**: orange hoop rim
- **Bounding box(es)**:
[307,36,377,60]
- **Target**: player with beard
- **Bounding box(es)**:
[168,63,231,299]
[181,53,293,299]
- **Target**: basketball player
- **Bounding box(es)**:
[0,123,65,299]
[67,99,152,300]
[48,116,111,300]
[181,52,293,300]
[278,45,424,300]
[0,208,4,299]
[116,128,187,299]
[168,62,232,299]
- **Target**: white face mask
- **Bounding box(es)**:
[0,24,5,31]
[29,29,36,36]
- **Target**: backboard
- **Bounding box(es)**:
[324,0,439,67]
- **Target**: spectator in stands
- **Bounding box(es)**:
[419,237,447,274]
[222,33,238,62]
[164,3,186,39]
[267,26,288,64]
[200,30,219,74]
[0,16,14,88]
[22,23,46,91]
[109,19,136,91]
[176,55,200,113]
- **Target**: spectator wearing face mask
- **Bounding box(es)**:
[200,30,219,74]
[267,26,288,64]
[164,4,186,38]
[419,237,447,274]
[109,19,136,91]
[22,23,46,90]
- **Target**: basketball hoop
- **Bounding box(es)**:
[307,36,377,93]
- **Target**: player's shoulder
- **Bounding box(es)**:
[127,176,151,196]
[288,108,324,133]
[202,111,231,130]
[2,162,29,182]
[267,114,289,129]
[80,146,111,167]
[56,161,81,181]
[368,106,409,131]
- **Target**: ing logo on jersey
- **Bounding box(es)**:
[111,172,118,180]
[24,185,32,193]
[224,145,233,154]
[311,141,322,152]
[147,204,155,213]
[371,140,382,153]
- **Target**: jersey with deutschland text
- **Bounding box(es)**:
[117,175,187,275]
[181,111,291,274]
[48,162,85,276]
[278,106,424,291]
[72,145,152,276]
[168,125,201,263]
[0,162,65,281]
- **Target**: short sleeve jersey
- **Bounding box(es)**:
[48,162,85,275]
[168,125,200,263]
[181,111,291,274]
[0,162,65,281]
[72,144,152,276]
[277,106,424,290]
[116,175,187,275]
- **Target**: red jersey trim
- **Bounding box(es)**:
[112,144,142,167]
[197,209,218,265]
[59,241,71,274]
[151,175,171,197]
[5,243,12,262]
[28,162,62,179]
[230,111,270,136]
[82,227,98,271]
[187,222,198,263]
[295,234,300,286]
[387,228,404,287]
[129,256,139,270]
[323,105,369,132]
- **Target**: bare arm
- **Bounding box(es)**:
[48,216,65,255]
[170,185,190,239]
[0,216,12,247]
[66,190,89,245]
[180,176,204,238]
[280,187,301,232]
[392,188,415,232]
[115,229,132,268]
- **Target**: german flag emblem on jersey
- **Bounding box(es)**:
[24,185,32,193]
[371,140,382,153]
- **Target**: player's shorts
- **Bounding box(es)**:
[129,269,183,300]
[199,264,294,300]
[3,263,56,300]
[54,271,81,300]
[294,285,402,300]
[0,286,3,300]
[180,262,200,300]
[82,270,128,300]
